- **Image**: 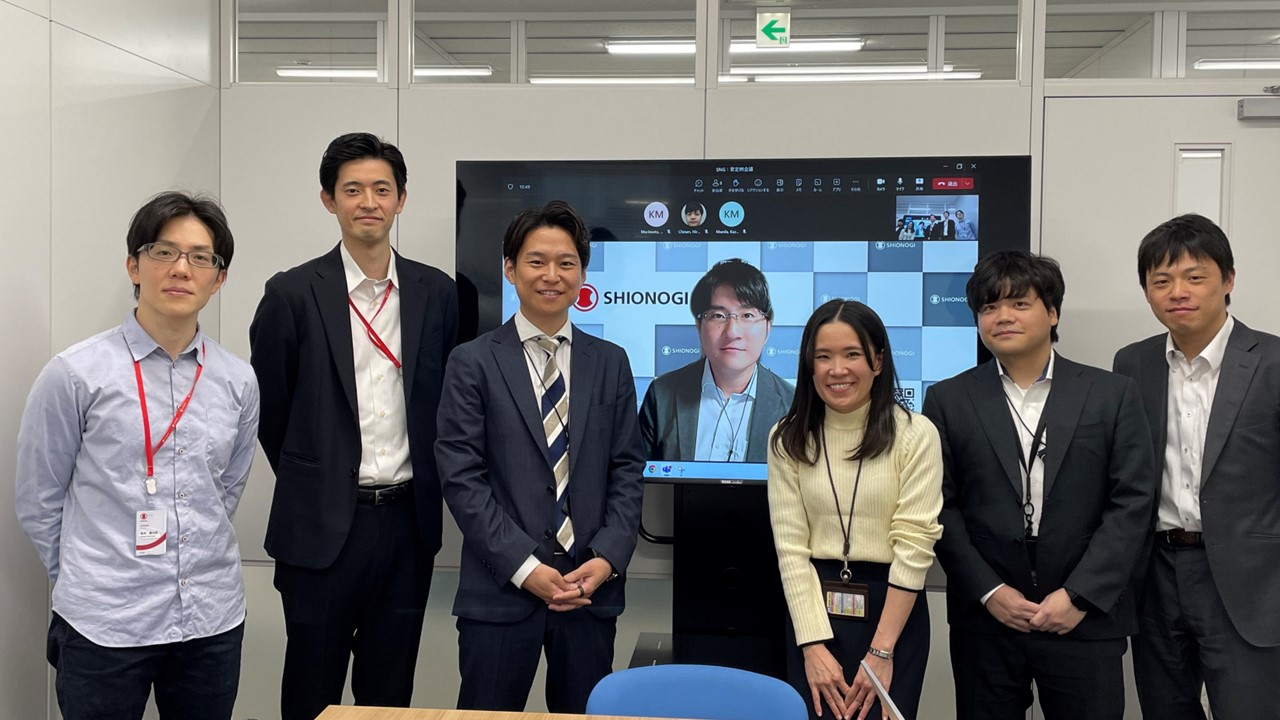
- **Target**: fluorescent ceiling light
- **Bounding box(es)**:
[1193,58,1280,70]
[413,66,493,77]
[529,76,695,85]
[729,39,864,53]
[276,66,377,79]
[752,71,983,83]
[717,74,749,83]
[606,38,864,55]
[605,41,695,55]
[730,64,953,75]
[1180,150,1224,159]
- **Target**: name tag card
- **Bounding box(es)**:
[135,509,168,556]
[822,580,869,619]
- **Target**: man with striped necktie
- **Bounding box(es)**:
[436,200,646,713]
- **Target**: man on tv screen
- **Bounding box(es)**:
[683,202,705,228]
[640,258,795,462]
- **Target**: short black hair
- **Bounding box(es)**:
[772,299,909,464]
[126,191,234,300]
[684,202,704,216]
[1137,213,1234,305]
[319,132,407,198]
[690,258,774,322]
[501,200,591,267]
[966,250,1064,343]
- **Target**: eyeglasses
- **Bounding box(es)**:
[139,243,224,269]
[699,310,767,326]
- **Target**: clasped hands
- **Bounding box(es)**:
[986,586,1086,634]
[521,556,613,612]
[803,643,894,720]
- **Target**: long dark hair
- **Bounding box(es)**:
[771,299,909,464]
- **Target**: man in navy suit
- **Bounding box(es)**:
[1113,214,1280,718]
[250,133,458,720]
[435,200,645,713]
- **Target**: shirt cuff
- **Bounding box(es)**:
[510,555,540,589]
[980,583,1005,606]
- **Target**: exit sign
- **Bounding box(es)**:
[756,9,790,48]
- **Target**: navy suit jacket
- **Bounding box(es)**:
[638,359,794,463]
[922,355,1157,639]
[435,319,645,623]
[250,244,458,569]
[1114,319,1280,647]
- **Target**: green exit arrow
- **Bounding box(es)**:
[761,18,787,41]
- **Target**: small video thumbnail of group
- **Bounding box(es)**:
[894,195,979,241]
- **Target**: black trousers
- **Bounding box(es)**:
[47,613,243,720]
[275,499,432,720]
[784,561,930,720]
[456,554,617,714]
[1133,542,1280,720]
[950,628,1125,720]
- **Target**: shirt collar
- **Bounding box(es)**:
[339,241,399,295]
[700,358,759,400]
[514,309,573,345]
[122,311,205,364]
[998,350,1056,385]
[1166,314,1234,371]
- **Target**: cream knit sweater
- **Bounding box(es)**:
[768,403,944,645]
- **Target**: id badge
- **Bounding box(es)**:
[822,580,869,620]
[135,509,168,556]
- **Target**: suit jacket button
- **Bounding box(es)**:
[350,469,357,478]
[544,529,554,539]
[546,485,555,496]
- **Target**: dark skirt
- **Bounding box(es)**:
[784,560,930,720]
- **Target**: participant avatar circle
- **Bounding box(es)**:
[681,202,706,227]
[644,201,669,227]
[719,201,745,227]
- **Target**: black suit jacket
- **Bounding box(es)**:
[638,359,795,463]
[922,354,1157,639]
[250,244,458,569]
[1113,320,1280,647]
[434,320,645,623]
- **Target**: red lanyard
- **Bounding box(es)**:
[134,344,205,489]
[348,280,401,369]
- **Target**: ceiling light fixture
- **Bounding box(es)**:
[1193,58,1280,70]
[605,41,696,55]
[729,39,864,53]
[529,75,696,85]
[730,64,952,75]
[276,66,377,79]
[413,66,493,77]
[752,71,982,83]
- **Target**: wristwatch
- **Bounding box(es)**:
[867,646,894,661]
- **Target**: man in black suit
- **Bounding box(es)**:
[922,251,1155,720]
[1113,214,1280,719]
[250,133,458,720]
[435,200,645,713]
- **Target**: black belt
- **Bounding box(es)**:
[1157,529,1204,547]
[356,480,412,506]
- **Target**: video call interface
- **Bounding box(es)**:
[456,157,1031,484]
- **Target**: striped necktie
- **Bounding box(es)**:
[535,335,573,555]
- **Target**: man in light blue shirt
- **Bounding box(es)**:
[640,258,794,463]
[15,191,259,720]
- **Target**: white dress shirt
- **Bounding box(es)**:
[509,310,574,588]
[694,360,758,462]
[982,351,1055,605]
[1159,315,1234,532]
[341,243,412,487]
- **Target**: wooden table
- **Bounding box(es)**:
[317,707,678,720]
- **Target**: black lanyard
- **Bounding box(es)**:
[1004,393,1047,538]
[820,425,864,583]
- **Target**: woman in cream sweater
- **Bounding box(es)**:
[769,299,943,720]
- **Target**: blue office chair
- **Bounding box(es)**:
[586,663,808,720]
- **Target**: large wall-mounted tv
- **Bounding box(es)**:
[456,156,1030,484]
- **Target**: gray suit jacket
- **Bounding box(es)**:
[435,320,645,623]
[1113,319,1280,647]
[638,359,795,463]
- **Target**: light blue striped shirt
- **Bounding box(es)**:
[15,312,259,647]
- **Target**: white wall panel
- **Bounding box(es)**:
[398,85,706,576]
[51,0,217,85]
[220,85,399,562]
[4,0,49,17]
[50,24,220,354]
[0,5,55,719]
[707,83,1034,158]
[1043,95,1280,371]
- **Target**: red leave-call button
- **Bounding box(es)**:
[932,177,975,190]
